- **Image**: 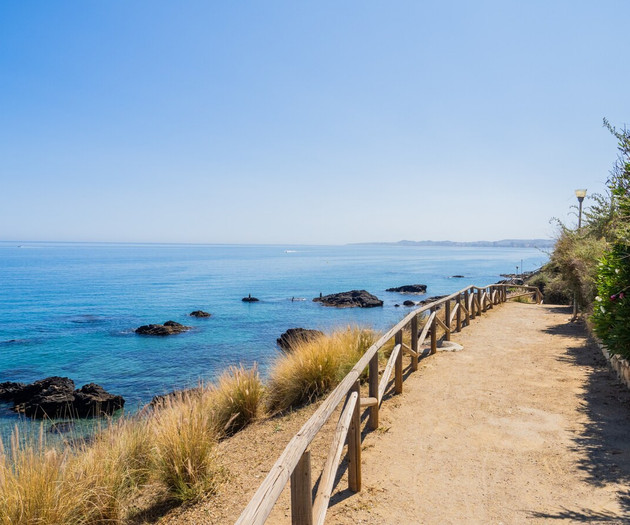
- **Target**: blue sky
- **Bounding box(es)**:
[1,1,628,244]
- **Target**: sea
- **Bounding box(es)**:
[0,241,548,440]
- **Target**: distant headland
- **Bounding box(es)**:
[350,239,554,248]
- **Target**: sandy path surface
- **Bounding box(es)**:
[327,303,630,524]
[158,303,630,524]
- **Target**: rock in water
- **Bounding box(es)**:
[386,284,427,294]
[135,321,191,335]
[4,376,125,419]
[0,381,26,402]
[277,328,325,352]
[313,290,383,308]
[73,383,125,417]
[242,294,259,302]
[190,310,211,318]
[403,300,416,306]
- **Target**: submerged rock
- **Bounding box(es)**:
[1,376,125,419]
[277,328,325,352]
[190,310,211,318]
[386,284,427,294]
[135,321,191,336]
[313,290,383,308]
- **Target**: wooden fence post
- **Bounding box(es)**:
[368,354,379,430]
[456,294,462,332]
[411,315,419,371]
[444,300,451,341]
[430,306,437,354]
[477,288,483,315]
[291,450,313,525]
[465,289,472,322]
[394,331,403,394]
[348,380,361,492]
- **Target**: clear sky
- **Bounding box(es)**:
[1,1,628,244]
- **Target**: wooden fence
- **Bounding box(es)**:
[236,283,542,524]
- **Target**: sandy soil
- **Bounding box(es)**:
[154,303,630,524]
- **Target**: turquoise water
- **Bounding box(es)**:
[0,241,547,433]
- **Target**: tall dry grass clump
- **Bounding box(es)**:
[150,391,221,502]
[210,365,264,436]
[0,428,82,525]
[266,327,376,413]
[68,418,152,522]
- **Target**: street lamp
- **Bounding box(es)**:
[571,188,587,321]
[575,189,587,228]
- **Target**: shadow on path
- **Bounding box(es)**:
[534,316,630,521]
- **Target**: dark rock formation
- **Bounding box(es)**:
[313,290,383,308]
[0,376,124,419]
[0,381,26,401]
[386,284,427,294]
[242,294,259,302]
[190,310,211,318]
[73,383,125,418]
[277,328,324,352]
[451,275,465,278]
[135,321,191,336]
[403,300,416,307]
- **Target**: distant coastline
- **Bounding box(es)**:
[350,239,554,249]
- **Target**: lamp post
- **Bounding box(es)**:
[572,189,587,321]
[575,189,587,228]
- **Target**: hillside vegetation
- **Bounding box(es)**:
[529,119,630,359]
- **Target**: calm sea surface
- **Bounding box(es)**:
[0,242,547,436]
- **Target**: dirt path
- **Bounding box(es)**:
[327,303,630,524]
[158,303,630,524]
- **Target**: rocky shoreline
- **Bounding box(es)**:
[0,376,124,419]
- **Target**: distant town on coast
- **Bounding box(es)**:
[352,239,555,248]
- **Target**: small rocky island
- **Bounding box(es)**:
[135,321,191,336]
[277,328,324,352]
[242,294,259,302]
[313,290,383,308]
[386,284,427,294]
[0,377,124,419]
[190,310,211,318]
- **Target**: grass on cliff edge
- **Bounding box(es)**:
[266,326,377,413]
[0,328,375,523]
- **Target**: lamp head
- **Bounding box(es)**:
[575,188,587,201]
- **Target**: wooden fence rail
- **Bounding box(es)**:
[235,283,542,525]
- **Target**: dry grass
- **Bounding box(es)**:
[0,328,380,522]
[150,392,221,503]
[266,326,376,413]
[210,365,264,436]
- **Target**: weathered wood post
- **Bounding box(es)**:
[456,294,462,332]
[411,314,419,371]
[394,331,403,394]
[430,306,437,354]
[476,288,483,315]
[291,450,313,525]
[465,289,472,322]
[444,300,451,341]
[368,353,379,430]
[348,380,362,492]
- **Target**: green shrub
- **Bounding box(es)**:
[592,244,630,359]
